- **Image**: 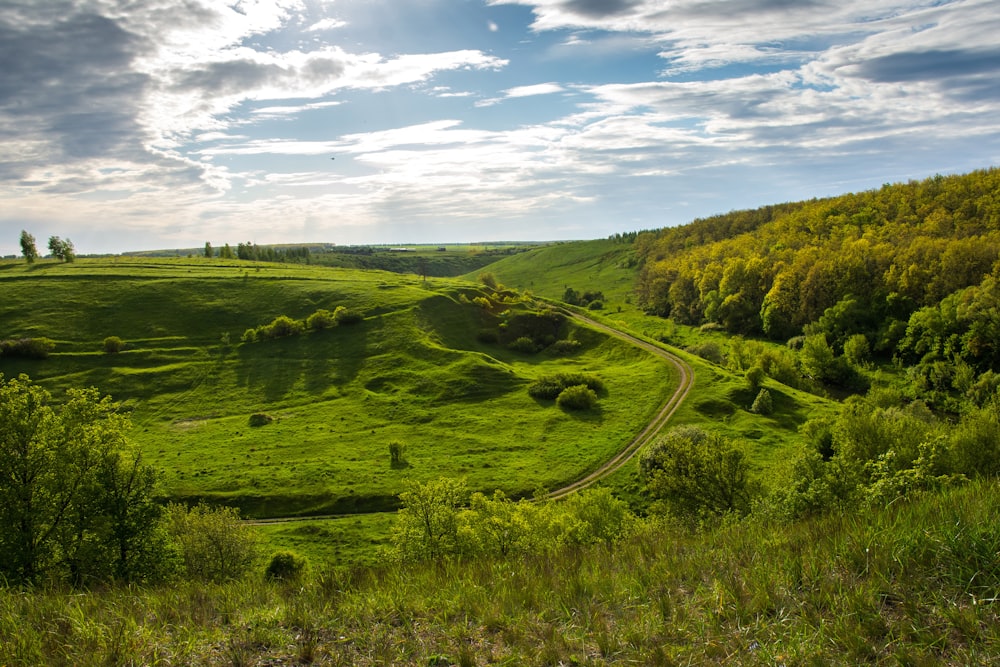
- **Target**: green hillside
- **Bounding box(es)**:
[464,237,639,305]
[0,257,679,518]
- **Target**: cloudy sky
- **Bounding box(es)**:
[1,0,999,255]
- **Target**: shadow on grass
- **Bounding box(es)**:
[235,322,368,401]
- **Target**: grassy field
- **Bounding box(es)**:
[0,256,677,521]
[466,238,638,305]
[4,479,998,665]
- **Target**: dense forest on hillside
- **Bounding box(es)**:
[634,169,1000,405]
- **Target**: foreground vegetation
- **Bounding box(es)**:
[2,480,998,665]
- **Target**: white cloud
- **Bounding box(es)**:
[306,17,347,32]
[504,82,565,97]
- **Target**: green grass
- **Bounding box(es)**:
[468,238,638,304]
[3,479,998,665]
[0,257,677,522]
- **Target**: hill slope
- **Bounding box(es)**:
[0,257,679,518]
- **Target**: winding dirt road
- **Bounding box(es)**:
[542,311,693,501]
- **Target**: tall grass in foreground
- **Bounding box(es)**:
[2,480,999,665]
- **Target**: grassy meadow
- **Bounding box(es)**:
[3,479,998,666]
[465,238,638,305]
[0,256,679,524]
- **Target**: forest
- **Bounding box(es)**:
[634,168,1000,409]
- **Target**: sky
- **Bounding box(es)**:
[1,0,999,256]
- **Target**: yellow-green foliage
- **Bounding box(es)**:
[635,169,1000,343]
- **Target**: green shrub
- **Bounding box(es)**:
[0,337,56,359]
[685,341,724,365]
[306,309,337,330]
[241,328,257,343]
[263,315,304,339]
[744,365,765,391]
[388,441,406,466]
[478,272,498,289]
[528,378,564,400]
[528,373,604,401]
[248,413,273,427]
[334,306,363,325]
[508,336,538,353]
[587,300,604,310]
[556,384,598,411]
[750,388,773,415]
[103,336,125,354]
[639,426,759,519]
[264,550,307,582]
[547,339,581,355]
[165,503,259,582]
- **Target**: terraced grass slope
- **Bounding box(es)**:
[465,238,639,305]
[0,257,678,518]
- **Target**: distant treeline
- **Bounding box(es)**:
[310,245,529,277]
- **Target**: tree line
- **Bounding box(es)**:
[204,241,313,263]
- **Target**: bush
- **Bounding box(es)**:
[744,365,765,391]
[334,306,363,325]
[508,336,538,353]
[528,378,564,400]
[547,339,581,355]
[264,550,307,582]
[306,309,337,330]
[750,388,773,415]
[556,384,598,411]
[0,337,56,359]
[388,441,406,466]
[587,300,604,310]
[103,336,125,354]
[528,373,604,400]
[685,341,724,365]
[165,503,259,583]
[263,315,304,339]
[248,413,273,427]
[478,272,498,289]
[241,328,257,343]
[639,426,759,519]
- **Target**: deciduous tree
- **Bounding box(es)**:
[19,230,38,264]
[0,374,163,584]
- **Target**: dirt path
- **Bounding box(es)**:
[248,313,692,524]
[541,311,693,501]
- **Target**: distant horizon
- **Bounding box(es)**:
[2,1,999,257]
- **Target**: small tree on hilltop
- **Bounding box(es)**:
[19,230,38,264]
[47,236,75,262]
